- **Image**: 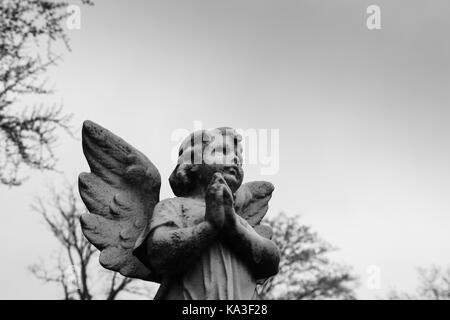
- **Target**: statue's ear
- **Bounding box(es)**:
[234,181,274,227]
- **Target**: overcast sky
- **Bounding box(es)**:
[1,0,449,299]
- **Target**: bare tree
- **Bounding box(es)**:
[388,265,450,300]
[258,213,357,300]
[29,181,157,300]
[0,0,92,186]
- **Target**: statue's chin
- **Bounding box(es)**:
[199,164,243,192]
[222,174,242,193]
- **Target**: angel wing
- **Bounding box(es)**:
[234,181,274,239]
[79,120,161,282]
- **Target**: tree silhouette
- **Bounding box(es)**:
[29,182,157,300]
[258,213,357,300]
[0,0,92,186]
[388,265,450,300]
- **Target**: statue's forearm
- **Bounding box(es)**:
[222,219,280,279]
[146,221,217,275]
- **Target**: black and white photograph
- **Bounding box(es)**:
[1,0,449,310]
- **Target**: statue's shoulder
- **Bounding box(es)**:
[155,197,205,227]
[159,196,204,206]
[155,196,203,213]
[155,197,182,212]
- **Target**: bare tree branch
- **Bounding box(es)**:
[30,181,155,300]
[389,265,450,300]
[258,213,357,300]
[0,0,95,185]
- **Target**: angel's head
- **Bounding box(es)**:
[169,127,244,197]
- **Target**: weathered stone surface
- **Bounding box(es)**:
[79,121,280,300]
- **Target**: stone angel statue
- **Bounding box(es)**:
[79,121,280,300]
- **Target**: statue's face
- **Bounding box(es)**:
[201,133,244,193]
[176,128,244,194]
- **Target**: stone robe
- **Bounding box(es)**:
[134,197,259,300]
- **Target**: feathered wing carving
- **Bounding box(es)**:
[79,120,161,282]
[234,181,274,239]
